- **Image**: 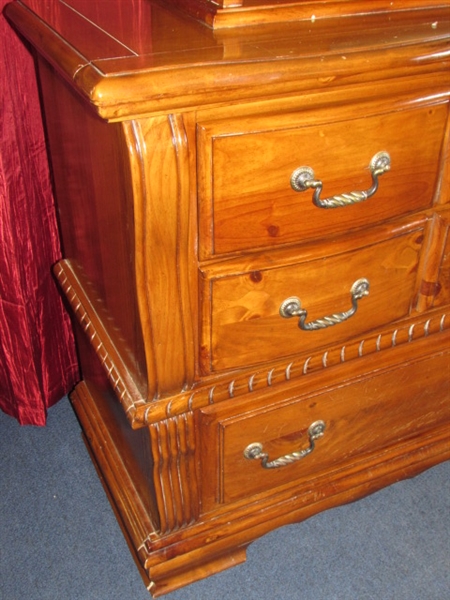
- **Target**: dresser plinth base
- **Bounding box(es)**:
[70,366,450,597]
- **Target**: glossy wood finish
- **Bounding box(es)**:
[5,1,450,117]
[199,337,450,509]
[5,0,450,596]
[164,0,450,29]
[203,225,425,372]
[198,101,447,256]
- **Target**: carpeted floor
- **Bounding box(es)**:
[1,396,449,600]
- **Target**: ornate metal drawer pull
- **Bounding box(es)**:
[290,151,391,208]
[243,420,326,469]
[279,278,370,331]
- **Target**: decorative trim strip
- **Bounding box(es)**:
[149,412,199,534]
[54,260,147,424]
[55,255,449,429]
[139,311,449,425]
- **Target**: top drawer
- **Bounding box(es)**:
[197,101,448,258]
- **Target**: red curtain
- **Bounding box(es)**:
[0,1,79,425]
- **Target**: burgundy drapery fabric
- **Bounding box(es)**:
[0,1,79,425]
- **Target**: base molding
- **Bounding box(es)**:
[71,369,450,596]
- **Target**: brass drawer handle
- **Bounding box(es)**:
[243,420,326,469]
[290,151,391,208]
[279,278,370,331]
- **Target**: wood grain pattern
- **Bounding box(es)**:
[36,56,150,394]
[5,0,450,595]
[416,207,450,311]
[5,2,450,119]
[73,360,450,596]
[54,260,147,423]
[141,308,450,424]
[198,99,448,256]
[203,226,425,372]
[163,0,450,29]
[200,348,450,508]
[149,412,200,534]
[122,116,196,399]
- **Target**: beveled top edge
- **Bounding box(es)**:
[4,0,450,119]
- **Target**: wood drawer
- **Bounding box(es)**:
[197,101,448,258]
[200,224,424,373]
[198,346,450,510]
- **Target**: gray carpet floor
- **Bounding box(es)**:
[1,396,449,600]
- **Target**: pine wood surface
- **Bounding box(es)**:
[4,1,450,117]
[4,0,450,595]
[198,101,447,256]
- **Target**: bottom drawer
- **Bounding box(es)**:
[198,347,450,510]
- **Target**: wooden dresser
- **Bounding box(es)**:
[5,0,450,595]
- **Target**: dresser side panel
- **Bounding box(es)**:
[37,57,148,394]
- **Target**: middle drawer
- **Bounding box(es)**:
[199,223,425,373]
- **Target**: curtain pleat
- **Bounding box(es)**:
[1,1,79,425]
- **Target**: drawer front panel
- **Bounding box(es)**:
[201,227,423,373]
[197,102,447,257]
[198,349,450,508]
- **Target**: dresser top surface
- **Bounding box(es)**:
[5,0,450,118]
[9,0,450,69]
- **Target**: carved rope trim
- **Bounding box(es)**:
[54,256,449,427]
[139,311,449,425]
[54,260,147,424]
